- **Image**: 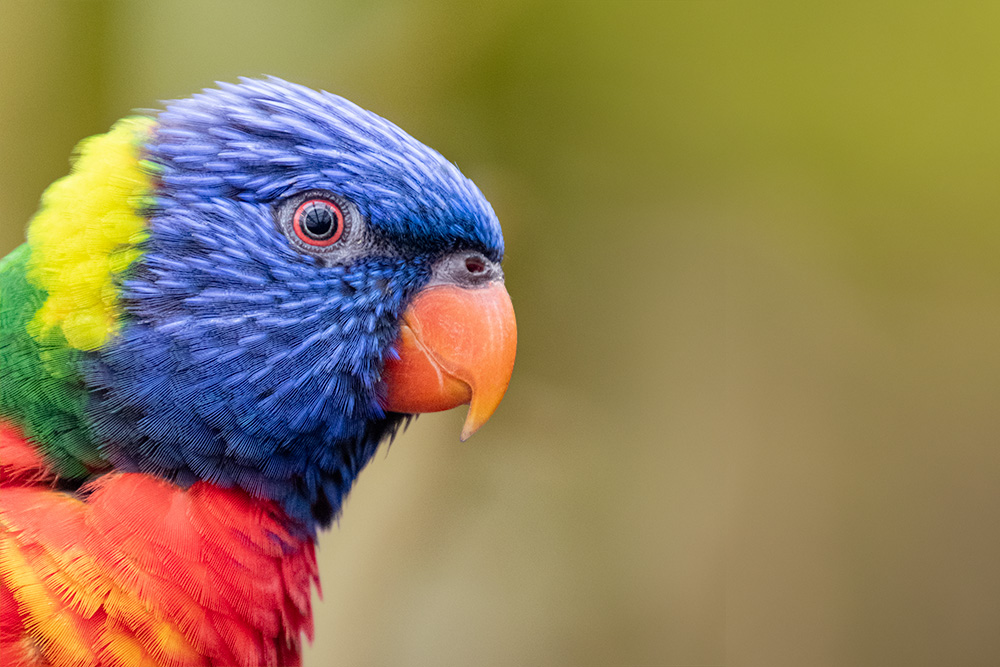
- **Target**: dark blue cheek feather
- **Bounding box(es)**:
[82,77,504,535]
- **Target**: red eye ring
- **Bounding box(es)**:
[292,198,345,247]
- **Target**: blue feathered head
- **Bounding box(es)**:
[87,77,516,533]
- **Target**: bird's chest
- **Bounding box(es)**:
[1,425,319,667]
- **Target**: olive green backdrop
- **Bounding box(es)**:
[3,2,1000,666]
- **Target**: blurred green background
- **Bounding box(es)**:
[3,2,1000,665]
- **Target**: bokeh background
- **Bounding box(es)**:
[3,2,1000,665]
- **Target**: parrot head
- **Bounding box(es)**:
[29,77,516,532]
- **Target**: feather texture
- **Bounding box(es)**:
[0,421,318,667]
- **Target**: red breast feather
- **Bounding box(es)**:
[0,421,319,667]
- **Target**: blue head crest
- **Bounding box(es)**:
[152,76,502,258]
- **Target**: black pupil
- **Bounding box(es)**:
[301,202,337,238]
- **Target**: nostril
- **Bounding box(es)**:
[465,255,487,274]
[432,252,498,287]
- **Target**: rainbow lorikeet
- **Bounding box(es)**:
[0,77,516,666]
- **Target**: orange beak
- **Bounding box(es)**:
[379,281,517,440]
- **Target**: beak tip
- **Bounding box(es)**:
[460,390,509,441]
[459,416,481,442]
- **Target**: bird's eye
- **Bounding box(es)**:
[277,189,361,260]
[292,199,345,246]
